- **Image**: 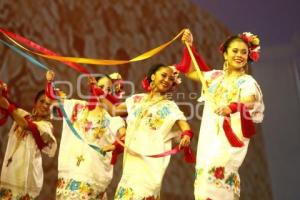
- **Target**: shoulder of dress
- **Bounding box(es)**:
[237,74,258,86]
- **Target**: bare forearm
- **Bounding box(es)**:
[11,109,29,128]
[100,98,127,116]
[176,120,191,131]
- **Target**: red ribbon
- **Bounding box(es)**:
[0,108,8,126]
[181,130,193,139]
[111,138,125,165]
[0,80,9,125]
[45,81,57,100]
[148,145,195,164]
[87,83,104,111]
[175,45,211,74]
[25,115,47,150]
[223,102,256,147]
[7,103,16,115]
[88,83,121,111]
[0,28,90,74]
[112,140,196,164]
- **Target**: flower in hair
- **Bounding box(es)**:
[239,32,261,62]
[141,76,151,92]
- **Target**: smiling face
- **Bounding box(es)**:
[34,94,52,118]
[151,66,175,93]
[97,76,113,94]
[224,39,249,71]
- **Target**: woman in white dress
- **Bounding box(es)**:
[176,30,265,200]
[100,64,194,200]
[46,71,126,200]
[0,83,57,200]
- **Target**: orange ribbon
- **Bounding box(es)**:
[1,28,185,66]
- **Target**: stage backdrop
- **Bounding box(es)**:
[0,0,273,199]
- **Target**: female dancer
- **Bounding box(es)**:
[176,30,264,200]
[99,64,194,199]
[46,71,126,200]
[0,83,57,199]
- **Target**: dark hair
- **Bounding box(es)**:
[222,36,247,53]
[95,74,113,82]
[34,89,46,103]
[146,63,167,83]
[221,36,254,64]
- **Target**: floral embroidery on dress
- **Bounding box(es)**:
[146,106,171,130]
[56,178,104,199]
[147,114,164,130]
[209,167,225,180]
[0,187,12,199]
[0,187,34,200]
[114,186,134,200]
[71,103,111,143]
[196,166,240,194]
[208,76,241,105]
[114,186,159,200]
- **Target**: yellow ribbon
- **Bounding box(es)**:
[184,42,208,93]
[4,29,185,66]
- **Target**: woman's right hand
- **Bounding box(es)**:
[0,96,9,109]
[182,29,193,46]
[46,70,55,81]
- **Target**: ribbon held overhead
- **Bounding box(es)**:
[1,28,185,67]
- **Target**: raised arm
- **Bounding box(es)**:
[88,76,127,116]
[0,96,28,128]
[176,29,212,82]
[100,96,127,117]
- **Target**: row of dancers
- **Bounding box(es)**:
[0,30,264,200]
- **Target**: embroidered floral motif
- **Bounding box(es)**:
[225,173,240,190]
[56,178,104,199]
[71,104,87,122]
[208,76,241,105]
[0,187,12,199]
[195,168,204,178]
[146,106,171,130]
[209,167,225,180]
[196,166,240,195]
[114,186,134,200]
[0,187,34,200]
[148,114,164,130]
[71,103,111,143]
[157,106,171,118]
[16,194,33,200]
[114,186,159,200]
[143,196,158,200]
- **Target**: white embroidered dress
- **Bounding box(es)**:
[0,109,57,199]
[56,99,124,200]
[194,70,264,200]
[114,94,186,200]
